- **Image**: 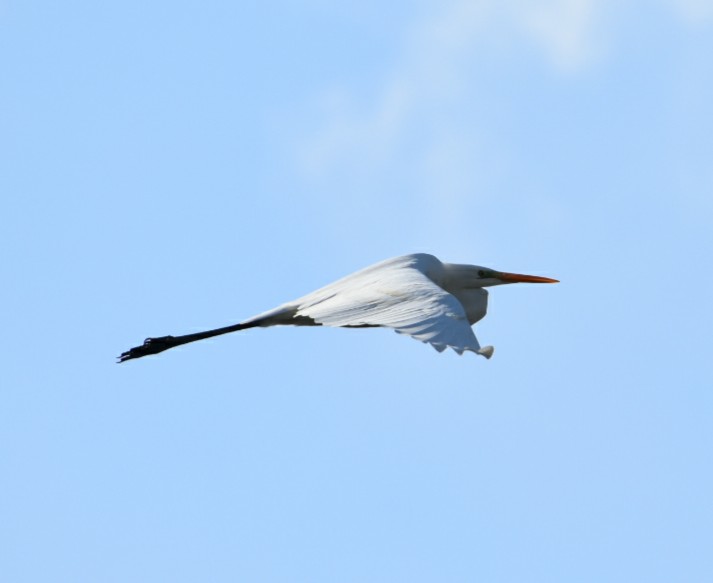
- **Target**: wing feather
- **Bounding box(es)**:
[292,254,484,354]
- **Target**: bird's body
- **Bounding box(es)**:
[118,253,558,362]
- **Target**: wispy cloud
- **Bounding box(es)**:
[294,0,713,241]
[670,0,713,24]
[517,0,603,72]
[299,0,606,182]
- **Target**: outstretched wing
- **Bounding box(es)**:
[291,254,488,355]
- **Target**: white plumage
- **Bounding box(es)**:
[249,254,492,356]
[119,253,558,363]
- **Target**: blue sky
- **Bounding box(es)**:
[2,1,712,581]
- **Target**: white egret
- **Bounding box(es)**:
[118,253,558,362]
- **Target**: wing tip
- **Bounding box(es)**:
[429,342,493,358]
[430,342,448,353]
[477,346,494,359]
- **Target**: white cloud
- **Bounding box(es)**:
[517,0,604,72]
[670,0,713,24]
[295,0,713,239]
[299,80,413,178]
[299,0,606,181]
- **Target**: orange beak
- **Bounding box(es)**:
[496,271,559,284]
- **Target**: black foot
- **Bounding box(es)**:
[117,336,177,363]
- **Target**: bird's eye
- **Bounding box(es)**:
[477,270,486,277]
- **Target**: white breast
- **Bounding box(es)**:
[448,288,489,325]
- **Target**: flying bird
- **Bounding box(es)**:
[118,253,558,362]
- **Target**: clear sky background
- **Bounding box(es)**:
[2,1,712,581]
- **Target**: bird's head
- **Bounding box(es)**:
[469,266,559,288]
